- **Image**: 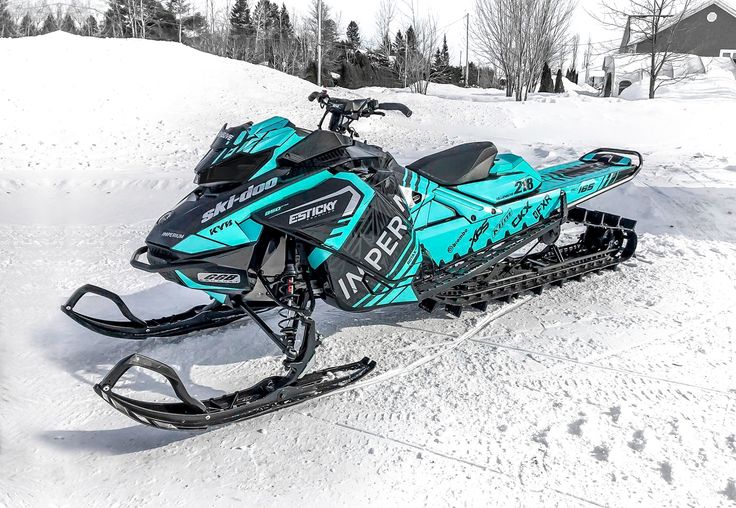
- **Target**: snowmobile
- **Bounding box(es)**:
[62,90,642,430]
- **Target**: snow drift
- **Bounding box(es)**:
[2,32,736,508]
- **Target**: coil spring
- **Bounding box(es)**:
[273,272,299,347]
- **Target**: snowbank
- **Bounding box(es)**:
[0,31,317,175]
[2,33,736,508]
[619,58,736,100]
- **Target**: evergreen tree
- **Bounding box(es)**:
[394,30,404,56]
[431,35,451,83]
[167,0,189,42]
[378,32,392,59]
[60,13,77,34]
[40,13,57,34]
[539,62,554,92]
[464,61,477,86]
[439,34,449,67]
[554,69,565,93]
[82,15,99,36]
[19,13,36,36]
[102,0,132,37]
[230,0,252,37]
[143,0,178,41]
[346,20,360,49]
[277,3,292,38]
[405,25,416,51]
[0,0,15,37]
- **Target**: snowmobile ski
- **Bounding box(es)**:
[62,284,251,339]
[63,90,643,429]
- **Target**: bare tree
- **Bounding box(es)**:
[597,0,694,98]
[400,1,440,94]
[473,0,574,101]
[375,0,395,62]
[570,33,580,71]
[582,35,592,84]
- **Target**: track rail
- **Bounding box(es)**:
[426,207,637,314]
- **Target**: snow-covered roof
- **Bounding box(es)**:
[626,0,736,46]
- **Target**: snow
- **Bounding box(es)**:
[2,33,736,507]
[619,57,736,100]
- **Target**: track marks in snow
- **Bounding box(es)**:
[659,461,673,484]
[628,430,647,452]
[568,417,586,437]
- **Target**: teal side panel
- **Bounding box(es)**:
[427,200,456,223]
[206,291,227,303]
[173,235,227,254]
[198,218,262,247]
[456,154,541,205]
[308,247,331,268]
[240,219,264,240]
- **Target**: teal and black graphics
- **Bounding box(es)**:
[62,90,643,430]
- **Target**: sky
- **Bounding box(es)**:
[278,0,624,67]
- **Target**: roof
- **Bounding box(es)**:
[624,0,736,47]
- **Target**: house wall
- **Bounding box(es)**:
[631,4,736,56]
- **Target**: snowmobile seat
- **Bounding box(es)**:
[407,142,498,186]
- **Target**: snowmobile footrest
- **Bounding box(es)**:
[95,353,376,430]
[61,284,249,339]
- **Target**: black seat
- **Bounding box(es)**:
[407,142,497,186]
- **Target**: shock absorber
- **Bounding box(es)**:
[277,237,300,357]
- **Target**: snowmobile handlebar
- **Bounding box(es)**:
[308,90,411,117]
[308,90,412,136]
[376,102,413,117]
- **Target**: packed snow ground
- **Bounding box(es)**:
[1,33,735,507]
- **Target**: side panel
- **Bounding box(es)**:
[254,171,422,311]
[399,166,563,267]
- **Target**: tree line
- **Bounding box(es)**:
[0,0,495,92]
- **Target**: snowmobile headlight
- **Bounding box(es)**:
[157,211,174,224]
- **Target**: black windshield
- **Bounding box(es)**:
[194,122,269,185]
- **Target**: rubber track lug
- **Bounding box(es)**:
[445,305,463,318]
[419,299,437,313]
[471,301,488,312]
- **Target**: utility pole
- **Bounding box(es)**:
[465,13,470,87]
[403,35,408,88]
[317,0,322,87]
[583,37,591,85]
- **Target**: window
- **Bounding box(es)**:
[707,11,718,22]
[720,50,736,62]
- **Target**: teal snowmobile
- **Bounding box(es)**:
[63,90,642,429]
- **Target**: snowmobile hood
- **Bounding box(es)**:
[147,169,290,254]
[193,116,306,186]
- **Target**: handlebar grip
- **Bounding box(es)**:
[377,102,412,117]
[308,90,329,102]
